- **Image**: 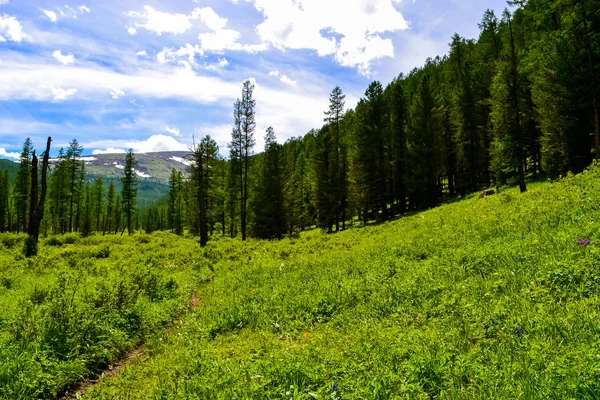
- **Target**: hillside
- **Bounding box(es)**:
[75,151,192,185]
[1,165,600,398]
[0,159,18,183]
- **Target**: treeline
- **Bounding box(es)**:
[2,1,599,246]
[0,138,140,237]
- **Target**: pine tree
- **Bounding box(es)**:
[104,181,116,235]
[121,149,138,235]
[490,10,527,193]
[191,136,219,246]
[168,168,184,235]
[66,139,84,232]
[92,177,104,232]
[252,127,286,239]
[229,80,256,241]
[0,169,9,232]
[15,138,33,233]
[324,86,347,231]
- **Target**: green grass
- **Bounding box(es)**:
[3,165,600,399]
[0,232,212,399]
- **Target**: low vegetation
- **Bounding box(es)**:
[3,163,600,399]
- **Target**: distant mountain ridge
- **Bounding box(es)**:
[61,151,193,185]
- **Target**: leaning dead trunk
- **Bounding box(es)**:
[25,137,51,257]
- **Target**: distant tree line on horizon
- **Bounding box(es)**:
[0,138,139,239]
[2,1,600,246]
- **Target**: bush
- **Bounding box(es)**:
[63,234,78,245]
[45,237,63,247]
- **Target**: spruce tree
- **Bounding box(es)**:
[15,138,32,233]
[252,127,286,239]
[229,80,256,241]
[121,149,138,235]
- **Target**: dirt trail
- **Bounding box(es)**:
[60,287,207,399]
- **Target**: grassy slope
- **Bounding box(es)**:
[2,166,600,399]
[84,167,600,399]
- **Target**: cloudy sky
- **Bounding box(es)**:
[0,0,508,159]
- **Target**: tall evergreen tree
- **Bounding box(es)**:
[121,149,138,235]
[66,139,84,232]
[0,169,9,232]
[324,86,348,230]
[15,138,33,233]
[252,127,286,239]
[229,80,256,241]
[104,181,116,235]
[191,136,219,247]
[92,177,104,232]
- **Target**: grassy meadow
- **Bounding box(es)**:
[3,165,600,398]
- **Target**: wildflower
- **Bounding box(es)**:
[484,323,490,330]
[578,238,592,246]
[252,289,257,293]
[499,329,503,334]
[358,269,363,276]
[515,327,523,335]
[490,318,498,327]
[591,286,597,292]
[518,257,525,263]
[332,383,339,391]
[270,285,274,290]
[303,332,309,339]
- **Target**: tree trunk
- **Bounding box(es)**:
[26,137,51,257]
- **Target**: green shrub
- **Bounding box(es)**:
[45,236,63,247]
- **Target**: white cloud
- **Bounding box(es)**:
[205,58,229,70]
[191,7,228,31]
[41,9,58,22]
[250,0,408,75]
[125,5,265,54]
[269,69,296,86]
[0,0,9,5]
[0,60,331,140]
[0,148,19,160]
[198,29,241,52]
[110,88,125,99]
[157,44,204,65]
[47,85,77,101]
[41,5,90,23]
[166,126,181,137]
[92,148,127,155]
[52,50,75,65]
[136,50,148,57]
[0,14,30,42]
[91,134,189,154]
[126,6,192,36]
[128,27,137,35]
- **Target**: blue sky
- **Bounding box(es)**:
[0,0,508,158]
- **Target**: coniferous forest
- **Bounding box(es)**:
[2,3,600,244]
[5,2,600,398]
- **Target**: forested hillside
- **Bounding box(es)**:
[1,1,599,244]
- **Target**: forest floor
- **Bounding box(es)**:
[3,166,600,398]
